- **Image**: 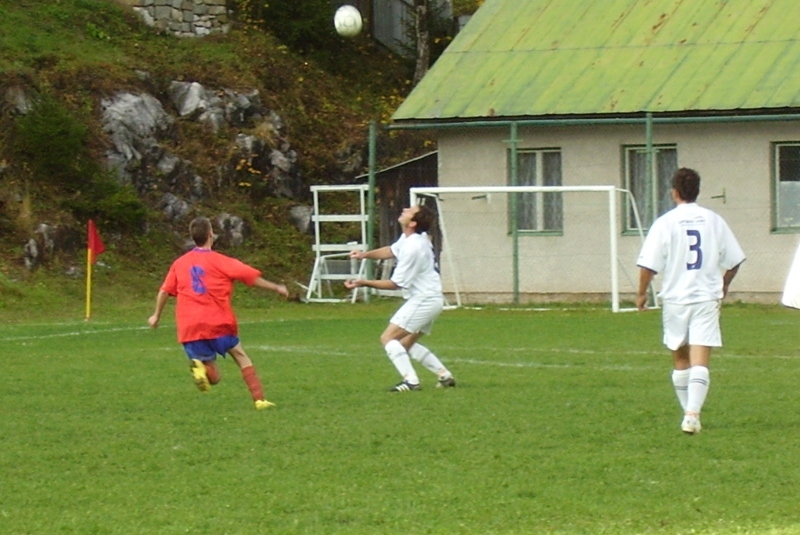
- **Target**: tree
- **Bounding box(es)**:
[413,0,431,86]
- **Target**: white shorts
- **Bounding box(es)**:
[390,295,444,335]
[661,300,722,350]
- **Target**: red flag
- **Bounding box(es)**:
[88,220,105,264]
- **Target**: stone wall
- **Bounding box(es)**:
[124,0,229,38]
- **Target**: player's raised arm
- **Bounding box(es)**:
[350,245,394,261]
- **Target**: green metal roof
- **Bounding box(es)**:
[392,0,800,122]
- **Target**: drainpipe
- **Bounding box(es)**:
[645,111,654,224]
[367,120,377,296]
[507,122,520,304]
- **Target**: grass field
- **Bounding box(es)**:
[2,300,800,534]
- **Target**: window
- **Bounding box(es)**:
[624,145,678,231]
[508,149,562,233]
[774,143,800,231]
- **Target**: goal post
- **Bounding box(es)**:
[410,185,652,312]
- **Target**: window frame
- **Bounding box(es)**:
[772,141,800,233]
[507,148,563,236]
[623,144,678,233]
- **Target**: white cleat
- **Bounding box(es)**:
[681,414,702,435]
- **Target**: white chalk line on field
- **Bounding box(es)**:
[248,344,800,373]
[6,330,800,365]
[1,325,151,342]
[440,346,800,362]
[250,343,800,367]
[0,319,288,342]
[245,344,649,371]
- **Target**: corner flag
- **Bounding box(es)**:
[85,220,105,320]
[88,219,105,264]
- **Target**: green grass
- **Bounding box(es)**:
[2,301,800,534]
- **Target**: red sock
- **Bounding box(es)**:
[241,365,264,401]
[205,362,221,385]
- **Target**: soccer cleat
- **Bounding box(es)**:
[389,381,421,392]
[255,399,276,410]
[436,375,457,388]
[681,414,702,435]
[190,359,210,392]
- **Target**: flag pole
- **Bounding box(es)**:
[85,219,105,321]
[85,247,93,321]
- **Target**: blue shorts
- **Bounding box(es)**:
[182,335,240,361]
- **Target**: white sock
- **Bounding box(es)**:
[384,340,419,384]
[686,365,710,415]
[671,368,690,411]
[409,343,450,378]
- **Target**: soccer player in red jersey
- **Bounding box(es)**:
[148,216,288,409]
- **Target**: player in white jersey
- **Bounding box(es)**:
[636,168,745,435]
[345,204,456,392]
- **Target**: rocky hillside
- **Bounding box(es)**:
[0,0,426,304]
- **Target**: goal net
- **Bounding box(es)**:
[410,185,651,312]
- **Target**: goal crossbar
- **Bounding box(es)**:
[410,185,649,312]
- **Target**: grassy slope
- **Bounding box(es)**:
[0,0,423,312]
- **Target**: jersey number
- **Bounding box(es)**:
[191,266,207,294]
[686,230,703,270]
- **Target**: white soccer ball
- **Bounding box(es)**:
[334,5,363,38]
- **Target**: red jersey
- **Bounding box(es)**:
[160,248,261,343]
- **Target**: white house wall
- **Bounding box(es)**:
[436,122,799,304]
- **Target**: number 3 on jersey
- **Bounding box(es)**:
[686,229,703,270]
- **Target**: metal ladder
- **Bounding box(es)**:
[304,184,369,303]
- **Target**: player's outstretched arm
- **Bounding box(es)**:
[350,246,394,261]
[253,276,289,298]
[344,278,400,291]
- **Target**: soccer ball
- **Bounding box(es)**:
[334,5,363,38]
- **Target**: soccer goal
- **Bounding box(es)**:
[410,185,652,312]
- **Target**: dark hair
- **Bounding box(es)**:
[412,204,437,234]
[189,217,213,246]
[672,167,700,202]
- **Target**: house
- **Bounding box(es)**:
[390,0,800,305]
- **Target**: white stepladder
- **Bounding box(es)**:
[304,184,370,303]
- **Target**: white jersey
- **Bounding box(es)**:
[390,232,442,299]
[781,239,800,309]
[637,203,745,305]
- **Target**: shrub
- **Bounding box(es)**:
[12,93,146,232]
